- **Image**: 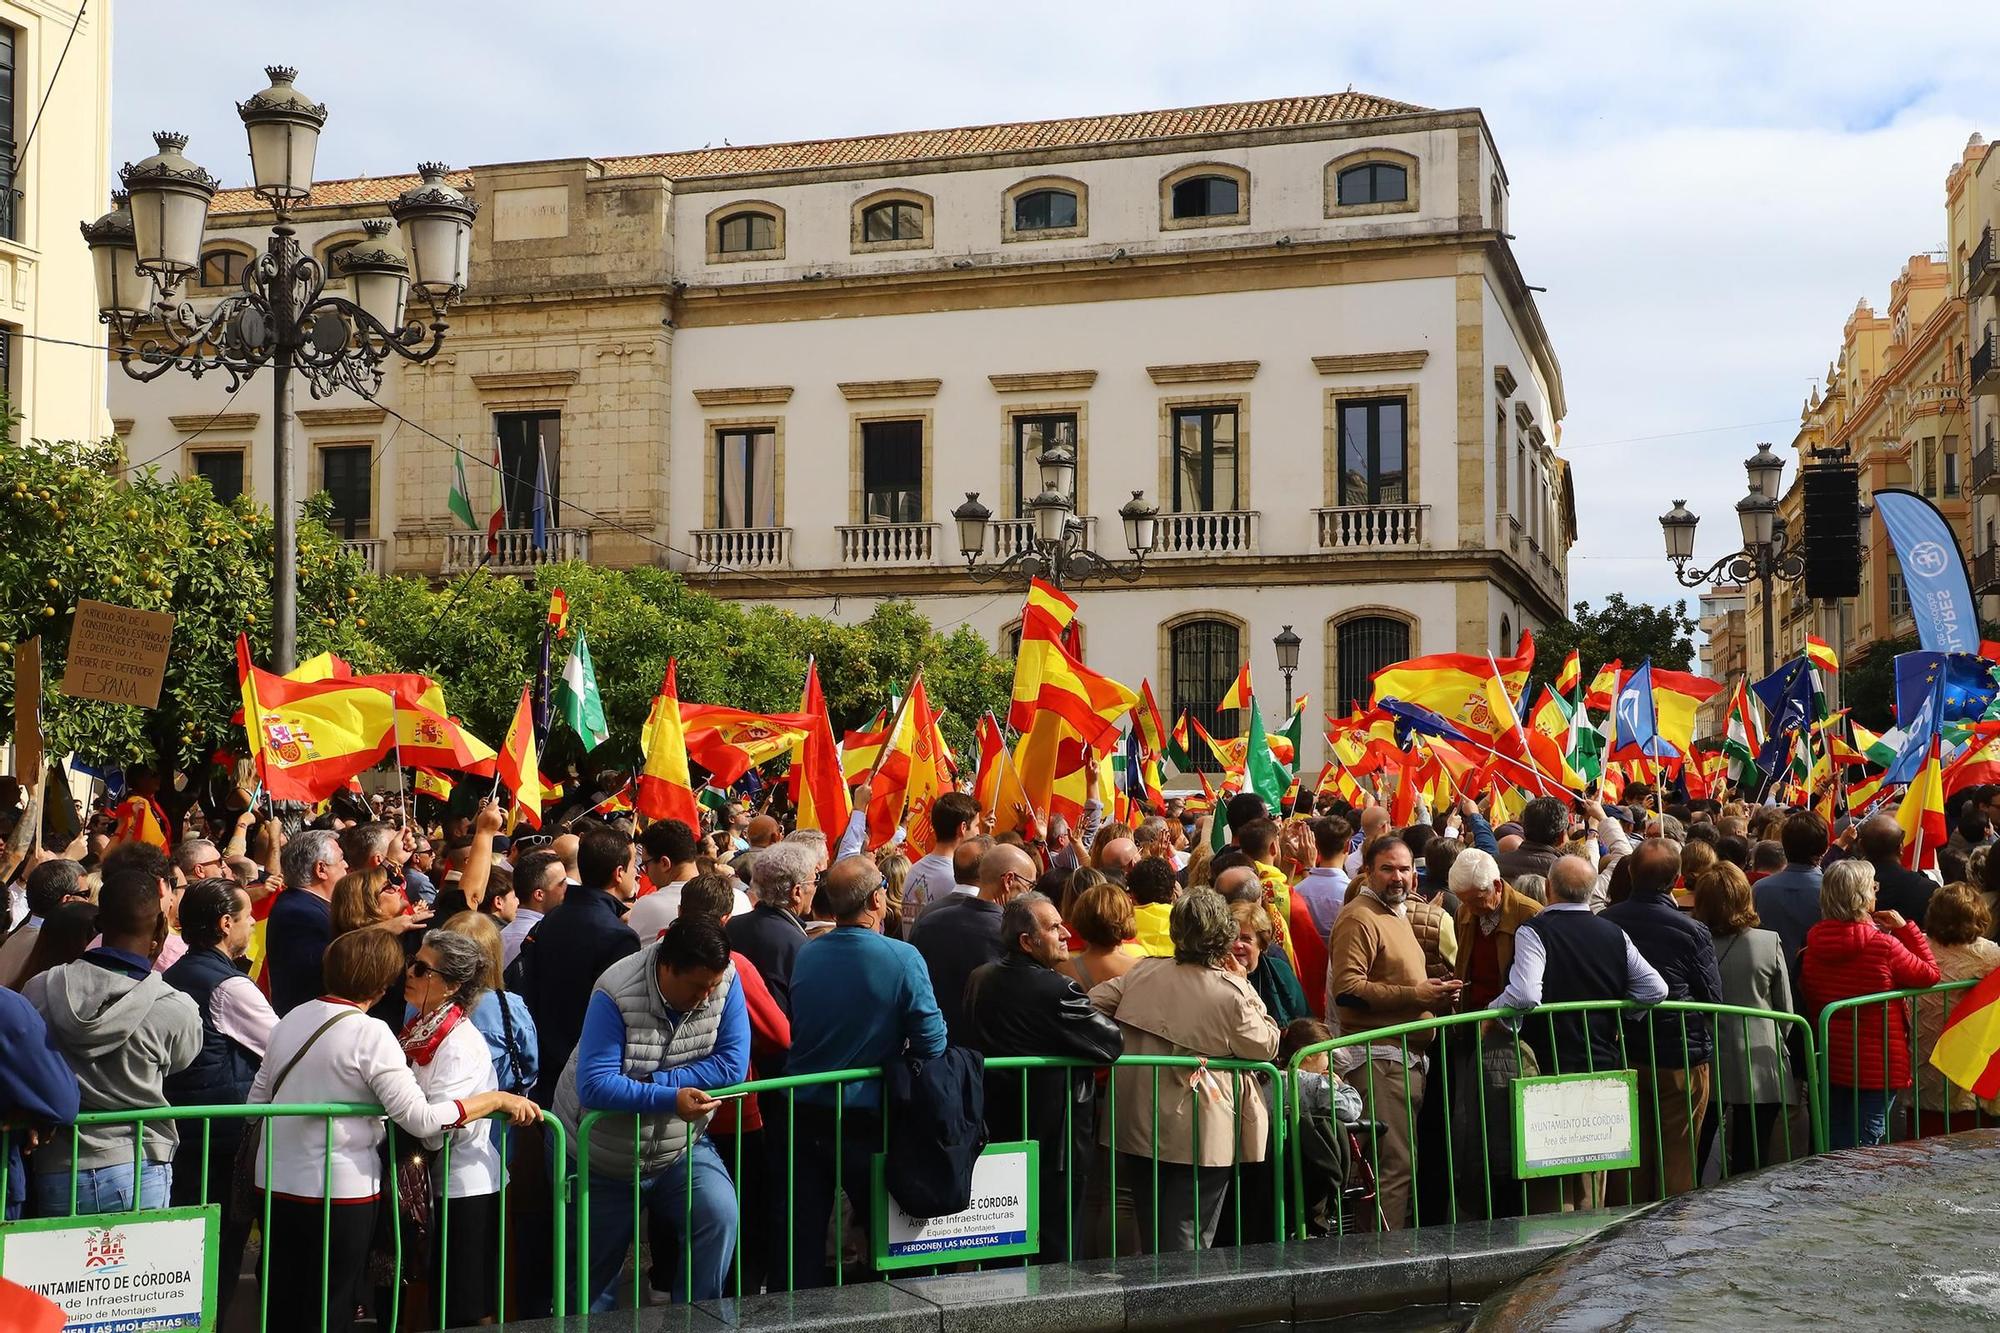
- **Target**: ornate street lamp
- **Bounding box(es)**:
[92,67,474,672]
[953,444,1157,590]
[1660,444,1806,676]
[1273,624,1302,704]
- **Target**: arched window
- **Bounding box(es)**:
[1015,189,1077,232]
[1335,615,1410,715]
[718,210,778,254]
[862,200,923,243]
[1499,616,1514,655]
[198,248,250,289]
[1171,175,1239,219]
[1169,618,1242,773]
[1490,176,1505,232]
[1337,162,1407,206]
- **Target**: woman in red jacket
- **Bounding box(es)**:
[1800,859,1941,1148]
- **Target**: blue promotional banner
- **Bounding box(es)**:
[1874,489,1979,655]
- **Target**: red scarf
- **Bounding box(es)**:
[397,1002,466,1068]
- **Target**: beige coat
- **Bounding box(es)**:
[1089,957,1281,1167]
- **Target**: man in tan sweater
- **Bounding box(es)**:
[1326,834,1462,1230]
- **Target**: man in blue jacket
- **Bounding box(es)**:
[786,855,945,1287]
[0,984,80,1218]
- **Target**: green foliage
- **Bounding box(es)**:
[0,433,375,775]
[1535,592,1700,687]
[1842,633,1918,732]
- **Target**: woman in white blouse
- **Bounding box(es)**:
[249,928,535,1333]
[400,926,513,1326]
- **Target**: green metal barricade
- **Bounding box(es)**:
[0,1101,567,1331]
[572,1053,1286,1308]
[1815,979,1994,1149]
[1283,999,1820,1238]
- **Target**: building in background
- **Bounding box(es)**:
[108,92,1572,771]
[1967,137,2000,609]
[1696,583,1745,737]
[2,0,109,445]
[1756,135,1987,678]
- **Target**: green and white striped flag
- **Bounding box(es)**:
[1722,682,1762,785]
[553,631,609,750]
[447,450,478,530]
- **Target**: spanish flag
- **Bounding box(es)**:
[899,678,947,857]
[547,587,570,638]
[591,781,634,817]
[636,660,700,828]
[237,635,396,804]
[1134,679,1169,758]
[352,672,494,776]
[1218,662,1253,712]
[678,705,813,786]
[1554,650,1581,699]
[1896,735,1947,871]
[1369,631,1536,730]
[414,769,455,803]
[1008,578,1138,748]
[1585,658,1623,713]
[1930,966,2000,1098]
[111,796,169,849]
[1805,634,1840,674]
[788,659,851,838]
[497,685,546,828]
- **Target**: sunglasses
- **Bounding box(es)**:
[406,959,436,979]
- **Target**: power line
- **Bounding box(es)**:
[1558,417,1800,451]
[17,1,86,161]
[118,379,247,473]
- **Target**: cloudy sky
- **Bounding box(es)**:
[112,2,1992,629]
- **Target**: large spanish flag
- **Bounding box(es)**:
[352,672,494,776]
[636,660,701,828]
[237,635,396,804]
[496,685,546,828]
[1930,966,2000,1098]
[899,678,947,857]
[1369,631,1536,730]
[678,704,813,786]
[1008,578,1138,748]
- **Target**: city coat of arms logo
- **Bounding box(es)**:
[83,1227,127,1271]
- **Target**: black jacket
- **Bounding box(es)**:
[508,884,640,1106]
[1602,890,1722,1066]
[910,896,1005,1046]
[1867,858,1938,929]
[726,903,810,1017]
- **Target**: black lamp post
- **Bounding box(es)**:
[85,68,475,672]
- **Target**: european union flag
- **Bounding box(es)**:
[1378,697,1475,746]
[1752,660,1818,774]
[1893,652,1996,727]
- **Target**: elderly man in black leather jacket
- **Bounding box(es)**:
[965,889,1123,1265]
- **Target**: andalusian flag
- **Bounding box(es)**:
[1218,662,1253,713]
[1722,682,1763,785]
[1929,967,2000,1098]
[497,685,547,827]
[1852,720,1900,767]
[1554,650,1582,700]
[553,632,609,750]
[1805,635,1840,674]
[448,442,506,556]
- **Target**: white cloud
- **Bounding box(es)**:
[107,1,1995,639]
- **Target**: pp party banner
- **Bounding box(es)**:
[1875,489,1979,655]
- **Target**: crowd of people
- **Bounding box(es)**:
[4,763,1999,1323]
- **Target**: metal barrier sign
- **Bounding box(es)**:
[0,1203,217,1331]
[871,1140,1039,1270]
[1513,1070,1640,1178]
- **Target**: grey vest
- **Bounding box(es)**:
[553,948,735,1178]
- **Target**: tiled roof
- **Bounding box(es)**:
[209,91,1423,215]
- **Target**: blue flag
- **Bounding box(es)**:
[1875,489,1978,654]
[1614,661,1672,759]
[1893,651,1996,727]
[1378,697,1475,745]
[1751,660,1817,774]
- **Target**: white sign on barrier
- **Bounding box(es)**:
[871,1140,1039,1269]
[0,1205,215,1331]
[1514,1070,1641,1178]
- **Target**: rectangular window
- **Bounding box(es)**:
[0,28,15,242]
[1012,413,1078,517]
[1923,440,1938,497]
[715,427,777,528]
[495,411,561,531]
[1337,397,1408,506]
[861,419,923,524]
[1494,405,1508,512]
[1945,439,1960,497]
[1171,406,1239,512]
[1888,565,1910,621]
[319,445,371,539]
[192,450,244,504]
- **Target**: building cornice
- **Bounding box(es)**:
[170,412,258,433]
[837,378,942,400]
[693,385,795,407]
[470,370,581,394]
[1146,360,1260,386]
[988,370,1098,392]
[295,406,388,428]
[1314,351,1428,375]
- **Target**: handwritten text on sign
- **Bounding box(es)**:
[1513,1070,1640,1178]
[60,599,175,709]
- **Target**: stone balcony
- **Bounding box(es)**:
[691,527,791,570]
[443,526,591,574]
[1153,510,1260,557]
[1314,503,1428,550]
[836,522,939,565]
[338,538,386,575]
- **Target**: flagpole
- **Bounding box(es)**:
[390,699,407,820]
[1488,652,1563,798]
[863,668,924,791]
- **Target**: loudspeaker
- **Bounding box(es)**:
[1802,463,1860,600]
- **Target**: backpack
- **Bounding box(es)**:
[884,1045,987,1219]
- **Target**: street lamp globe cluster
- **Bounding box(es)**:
[1659,442,1806,675]
[951,440,1159,589]
[80,66,475,673]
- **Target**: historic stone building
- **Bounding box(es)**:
[109,92,1573,768]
